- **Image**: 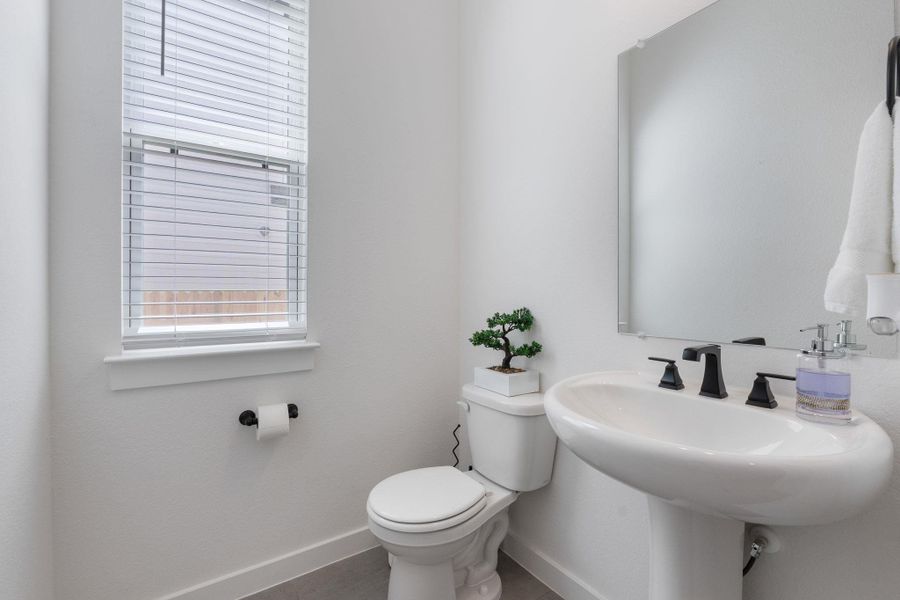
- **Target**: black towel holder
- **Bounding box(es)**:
[887,36,900,116]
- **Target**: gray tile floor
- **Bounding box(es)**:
[242,546,562,600]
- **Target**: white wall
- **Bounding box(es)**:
[48,1,459,598]
[39,0,900,598]
[0,1,54,599]
[460,1,900,599]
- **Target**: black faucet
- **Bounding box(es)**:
[681,345,727,399]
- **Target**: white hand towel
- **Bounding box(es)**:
[824,101,894,315]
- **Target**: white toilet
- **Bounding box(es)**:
[367,384,557,600]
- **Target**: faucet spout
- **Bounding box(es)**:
[681,345,728,399]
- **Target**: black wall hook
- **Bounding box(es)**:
[239,404,299,427]
[887,36,900,116]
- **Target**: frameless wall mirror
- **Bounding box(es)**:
[618,0,898,356]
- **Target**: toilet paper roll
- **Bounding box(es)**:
[256,403,291,441]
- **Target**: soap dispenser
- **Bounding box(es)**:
[834,319,867,352]
[796,324,851,424]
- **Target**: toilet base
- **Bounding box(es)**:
[372,472,521,600]
[388,557,457,600]
[386,556,502,600]
[455,571,501,600]
[382,509,510,600]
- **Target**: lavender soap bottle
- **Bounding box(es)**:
[795,324,851,424]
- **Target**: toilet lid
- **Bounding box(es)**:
[368,466,486,524]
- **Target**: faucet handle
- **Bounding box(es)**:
[648,357,685,391]
[746,372,796,409]
[733,337,766,346]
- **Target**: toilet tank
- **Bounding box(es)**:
[461,384,557,491]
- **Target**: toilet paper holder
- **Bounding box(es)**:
[239,404,299,427]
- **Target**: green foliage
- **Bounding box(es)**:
[469,307,542,369]
[486,307,534,330]
[513,341,543,359]
[469,329,505,350]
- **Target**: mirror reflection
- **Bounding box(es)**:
[618,0,897,355]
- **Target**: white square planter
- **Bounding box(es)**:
[473,367,539,397]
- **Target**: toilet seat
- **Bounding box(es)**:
[368,470,518,560]
[367,466,487,533]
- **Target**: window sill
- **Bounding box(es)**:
[104,340,320,391]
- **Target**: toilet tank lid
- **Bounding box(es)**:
[462,384,545,416]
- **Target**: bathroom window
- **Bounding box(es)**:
[121,0,308,349]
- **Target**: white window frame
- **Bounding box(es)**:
[122,136,308,350]
[120,0,309,351]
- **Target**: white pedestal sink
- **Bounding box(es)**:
[544,371,893,600]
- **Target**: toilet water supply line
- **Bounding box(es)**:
[455,400,472,470]
[743,536,768,576]
[452,424,462,468]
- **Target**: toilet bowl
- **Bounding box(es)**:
[368,468,517,600]
[367,385,557,600]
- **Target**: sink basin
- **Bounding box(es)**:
[545,371,893,600]
[545,370,893,525]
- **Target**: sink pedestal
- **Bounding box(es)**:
[546,372,894,600]
[648,497,744,600]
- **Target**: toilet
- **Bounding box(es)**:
[367,384,557,600]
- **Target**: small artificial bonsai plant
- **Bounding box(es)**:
[469,307,542,373]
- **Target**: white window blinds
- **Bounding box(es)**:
[122,0,308,349]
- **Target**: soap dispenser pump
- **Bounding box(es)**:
[795,324,851,424]
[834,319,867,352]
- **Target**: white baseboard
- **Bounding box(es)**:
[157,526,378,600]
[502,531,609,600]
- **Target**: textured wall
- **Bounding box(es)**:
[48,1,459,598]
[459,1,900,599]
[0,1,54,598]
